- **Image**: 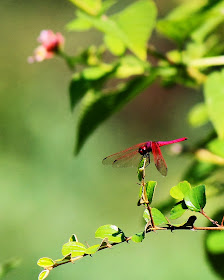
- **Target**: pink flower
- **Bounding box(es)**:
[28,30,64,63]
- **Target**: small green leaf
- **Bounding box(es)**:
[38,270,49,280]
[193,184,206,209]
[37,258,55,268]
[170,201,188,220]
[62,242,87,257]
[207,138,224,158]
[204,70,224,140]
[69,234,78,242]
[151,208,167,225]
[69,0,102,16]
[85,244,100,255]
[188,102,209,127]
[170,181,191,200]
[95,224,126,243]
[144,208,167,225]
[131,232,145,243]
[145,181,157,204]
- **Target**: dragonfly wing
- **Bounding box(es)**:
[151,142,167,176]
[112,150,143,168]
[102,142,146,167]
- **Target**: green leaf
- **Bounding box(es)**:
[144,208,167,226]
[170,181,191,200]
[188,102,209,127]
[193,184,206,209]
[204,70,224,140]
[38,270,49,280]
[191,2,224,43]
[170,201,188,220]
[151,208,167,226]
[37,258,55,268]
[69,73,90,110]
[75,72,157,154]
[62,242,87,257]
[85,244,101,255]
[77,0,157,60]
[207,138,224,158]
[95,224,126,243]
[205,210,224,278]
[131,232,145,243]
[145,181,157,204]
[112,0,157,60]
[156,0,206,44]
[104,34,125,56]
[69,0,102,16]
[184,185,206,212]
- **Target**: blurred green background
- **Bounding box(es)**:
[0,0,221,279]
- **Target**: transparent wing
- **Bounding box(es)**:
[102,142,146,168]
[151,142,167,176]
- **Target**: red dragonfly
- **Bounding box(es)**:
[102,137,187,176]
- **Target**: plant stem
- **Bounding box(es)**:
[200,209,220,227]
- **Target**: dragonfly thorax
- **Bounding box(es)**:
[138,143,152,155]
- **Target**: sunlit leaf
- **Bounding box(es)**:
[75,72,157,154]
[104,34,125,56]
[37,258,55,268]
[85,244,101,255]
[112,0,157,60]
[204,69,224,140]
[131,232,145,243]
[69,0,102,16]
[95,224,126,243]
[188,102,209,127]
[62,242,87,257]
[76,0,157,60]
[38,270,49,280]
[170,181,191,200]
[170,201,188,219]
[66,12,93,31]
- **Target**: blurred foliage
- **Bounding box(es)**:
[1,0,224,279]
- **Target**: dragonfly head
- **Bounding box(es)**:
[139,144,151,155]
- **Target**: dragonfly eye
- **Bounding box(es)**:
[139,146,147,155]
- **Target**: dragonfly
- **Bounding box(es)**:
[102,137,187,176]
